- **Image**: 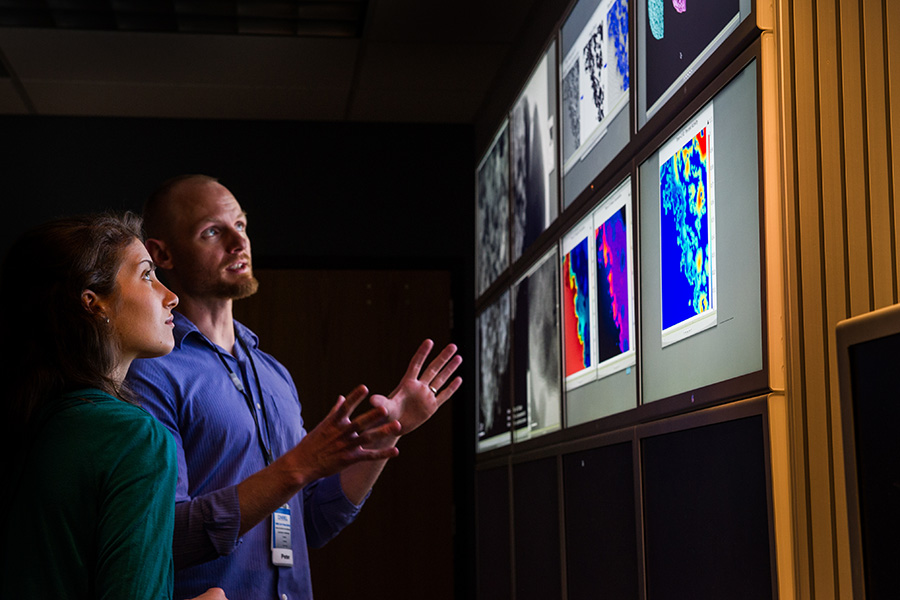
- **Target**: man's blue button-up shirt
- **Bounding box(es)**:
[127,312,363,600]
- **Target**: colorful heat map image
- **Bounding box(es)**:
[563,237,592,377]
[659,114,715,334]
[595,206,631,363]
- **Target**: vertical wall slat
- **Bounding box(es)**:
[782,1,814,597]
[776,0,812,595]
[839,0,872,318]
[817,0,853,595]
[862,1,893,309]
[780,0,899,597]
[885,0,900,304]
[793,0,839,596]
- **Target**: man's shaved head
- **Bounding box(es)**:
[143,174,220,242]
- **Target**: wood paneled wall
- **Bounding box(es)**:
[776,0,899,597]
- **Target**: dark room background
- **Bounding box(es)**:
[2,114,478,599]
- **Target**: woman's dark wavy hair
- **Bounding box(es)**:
[1,212,143,429]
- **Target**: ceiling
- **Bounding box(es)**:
[0,0,540,123]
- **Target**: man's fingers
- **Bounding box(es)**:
[403,339,435,379]
[333,384,368,419]
[355,419,402,446]
[421,343,460,385]
[428,355,463,392]
[350,405,391,434]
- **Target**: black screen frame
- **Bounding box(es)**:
[636,395,779,600]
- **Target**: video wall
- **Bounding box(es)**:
[475,0,765,452]
[473,0,779,597]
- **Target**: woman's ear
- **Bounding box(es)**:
[82,290,108,321]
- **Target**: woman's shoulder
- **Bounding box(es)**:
[29,389,175,483]
[51,388,171,446]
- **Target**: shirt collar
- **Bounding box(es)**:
[172,311,260,351]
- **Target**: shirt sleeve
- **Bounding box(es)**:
[128,359,243,571]
[301,473,367,549]
[95,411,177,600]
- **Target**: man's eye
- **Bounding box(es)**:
[236,222,246,232]
[202,228,218,238]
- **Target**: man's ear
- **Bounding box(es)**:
[145,238,173,269]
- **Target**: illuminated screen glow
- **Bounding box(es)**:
[511,44,558,261]
[476,124,510,297]
[513,250,562,441]
[477,291,512,451]
[596,206,630,362]
[563,237,592,376]
[658,102,716,346]
[561,0,630,174]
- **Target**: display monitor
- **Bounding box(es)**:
[564,177,638,427]
[636,0,753,129]
[560,0,631,207]
[658,101,717,347]
[476,466,511,599]
[512,249,563,442]
[835,303,900,600]
[563,439,638,599]
[593,179,636,378]
[477,290,512,452]
[562,216,597,389]
[639,403,775,599]
[513,458,561,600]
[476,121,510,297]
[511,41,559,261]
[638,58,763,405]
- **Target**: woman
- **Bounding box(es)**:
[0,213,224,600]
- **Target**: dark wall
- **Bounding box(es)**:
[2,115,474,264]
[1,114,479,596]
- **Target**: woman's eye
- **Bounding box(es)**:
[142,271,152,282]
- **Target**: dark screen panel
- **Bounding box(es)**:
[641,416,773,600]
[644,0,740,111]
[848,333,900,600]
[477,467,511,600]
[636,0,753,129]
[513,458,561,600]
[563,442,638,599]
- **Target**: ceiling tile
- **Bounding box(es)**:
[366,0,537,44]
[0,28,359,88]
[358,41,508,92]
[22,80,350,119]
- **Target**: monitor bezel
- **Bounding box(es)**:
[635,394,780,599]
[632,40,770,422]
[834,302,900,600]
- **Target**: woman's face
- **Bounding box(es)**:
[105,239,179,364]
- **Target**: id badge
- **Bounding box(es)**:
[271,504,293,567]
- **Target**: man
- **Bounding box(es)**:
[127,174,462,599]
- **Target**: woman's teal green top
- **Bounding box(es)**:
[2,388,177,599]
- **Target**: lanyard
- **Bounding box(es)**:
[214,336,275,465]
